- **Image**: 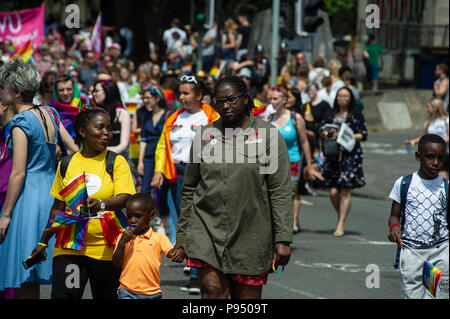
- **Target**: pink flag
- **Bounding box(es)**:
[0,2,45,48]
[89,13,102,59]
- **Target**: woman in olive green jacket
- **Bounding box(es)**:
[171,76,293,299]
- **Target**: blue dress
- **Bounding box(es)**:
[140,110,169,194]
[0,107,58,289]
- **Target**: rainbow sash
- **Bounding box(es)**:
[129,129,139,167]
[422,260,443,298]
[59,173,89,211]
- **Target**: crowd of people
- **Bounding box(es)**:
[0,13,448,300]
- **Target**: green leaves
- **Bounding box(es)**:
[322,0,356,15]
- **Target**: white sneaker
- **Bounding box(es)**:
[183,266,190,276]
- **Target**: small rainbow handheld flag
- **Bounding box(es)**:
[100,211,128,248]
[12,39,34,64]
[422,260,443,298]
[45,210,89,250]
[59,173,89,211]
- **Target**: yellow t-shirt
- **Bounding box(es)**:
[50,150,136,260]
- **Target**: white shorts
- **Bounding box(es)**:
[400,241,449,299]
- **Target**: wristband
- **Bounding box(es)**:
[389,223,401,233]
[37,242,48,248]
[272,261,285,274]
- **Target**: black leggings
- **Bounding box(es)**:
[51,255,121,299]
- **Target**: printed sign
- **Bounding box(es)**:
[0,3,45,46]
[336,122,356,152]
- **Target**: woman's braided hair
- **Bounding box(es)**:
[214,76,256,114]
[73,108,110,146]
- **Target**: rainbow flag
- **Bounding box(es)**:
[129,129,139,167]
[59,173,89,211]
[209,65,220,77]
[12,39,34,64]
[181,64,193,75]
[173,43,185,59]
[100,211,128,247]
[422,260,443,297]
[46,210,89,250]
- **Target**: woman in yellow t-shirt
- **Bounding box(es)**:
[29,108,136,299]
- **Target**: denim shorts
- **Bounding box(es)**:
[118,287,162,299]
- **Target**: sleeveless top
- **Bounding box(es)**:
[271,114,301,163]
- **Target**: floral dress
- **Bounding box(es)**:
[321,111,367,189]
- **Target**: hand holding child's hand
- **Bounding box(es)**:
[168,243,186,263]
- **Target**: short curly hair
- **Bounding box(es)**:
[0,58,41,103]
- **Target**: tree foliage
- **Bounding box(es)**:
[322,0,357,16]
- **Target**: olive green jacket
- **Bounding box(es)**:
[177,114,293,275]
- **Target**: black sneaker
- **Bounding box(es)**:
[180,278,201,294]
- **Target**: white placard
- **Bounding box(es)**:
[336,122,355,152]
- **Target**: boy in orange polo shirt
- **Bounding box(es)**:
[112,193,183,299]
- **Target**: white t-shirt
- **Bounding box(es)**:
[163,27,187,53]
[202,28,217,57]
[427,117,449,153]
[170,110,209,163]
[427,117,449,140]
[318,88,336,108]
[309,67,330,88]
[389,172,448,248]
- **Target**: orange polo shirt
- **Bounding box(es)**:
[115,228,173,296]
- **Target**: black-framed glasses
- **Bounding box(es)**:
[213,92,246,107]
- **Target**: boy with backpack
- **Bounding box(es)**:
[388,134,448,299]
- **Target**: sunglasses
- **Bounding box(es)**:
[213,92,246,107]
[180,75,198,85]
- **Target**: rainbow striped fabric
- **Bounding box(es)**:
[45,210,89,250]
[12,40,34,64]
[59,173,89,211]
[422,260,443,297]
[100,211,128,248]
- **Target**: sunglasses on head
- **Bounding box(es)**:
[180,75,198,85]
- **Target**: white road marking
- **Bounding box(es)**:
[346,235,394,246]
[362,142,407,155]
[301,199,314,206]
[293,260,397,274]
[268,280,327,299]
[292,235,398,274]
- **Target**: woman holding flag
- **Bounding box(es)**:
[29,107,135,299]
[0,59,76,298]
